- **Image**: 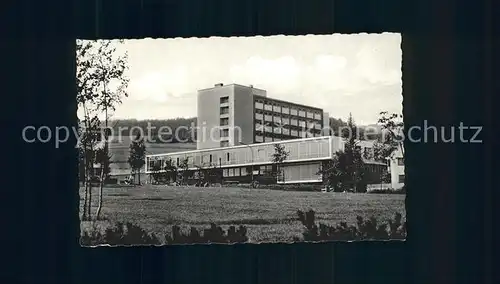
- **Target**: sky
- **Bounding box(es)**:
[78,33,402,125]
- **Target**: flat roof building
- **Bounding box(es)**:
[146,83,392,187]
[196,83,330,150]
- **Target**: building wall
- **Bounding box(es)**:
[322,111,330,135]
[389,155,405,189]
[146,136,344,172]
[281,162,323,183]
[197,84,235,150]
[232,85,256,147]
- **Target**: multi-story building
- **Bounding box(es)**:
[196,83,330,150]
[145,83,395,187]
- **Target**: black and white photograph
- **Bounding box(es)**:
[76,33,406,246]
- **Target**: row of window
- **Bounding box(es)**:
[255,119,322,130]
[146,137,333,171]
[255,110,322,123]
[254,101,322,120]
[255,131,322,142]
[220,96,230,148]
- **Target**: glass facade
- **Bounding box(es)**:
[146,136,340,172]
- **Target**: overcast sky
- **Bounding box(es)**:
[80,33,402,125]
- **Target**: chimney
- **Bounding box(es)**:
[214,83,223,87]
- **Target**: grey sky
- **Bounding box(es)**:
[86,33,402,125]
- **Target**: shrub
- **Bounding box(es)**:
[80,222,161,246]
[81,222,248,245]
[368,187,406,194]
[296,209,406,241]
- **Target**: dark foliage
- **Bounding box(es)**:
[296,209,406,241]
[80,222,248,246]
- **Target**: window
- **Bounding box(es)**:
[255,122,263,131]
[220,106,229,114]
[227,153,230,161]
[274,116,281,124]
[290,118,298,126]
[282,128,290,135]
[314,113,322,120]
[255,113,263,120]
[241,167,247,176]
[220,117,229,126]
[398,174,405,183]
[220,96,229,104]
[306,112,314,119]
[282,107,289,114]
[228,168,234,177]
[256,149,264,159]
[273,105,281,112]
[274,127,281,134]
[397,158,404,166]
[176,157,179,166]
[282,117,290,125]
[209,154,213,163]
[298,110,306,117]
[148,159,155,170]
[255,102,264,109]
[220,129,229,137]
[220,141,229,147]
[265,137,273,142]
[291,130,298,136]
[264,114,273,122]
[264,104,272,111]
[290,108,298,116]
[299,120,306,127]
[255,135,264,142]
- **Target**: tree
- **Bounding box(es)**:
[377,111,404,157]
[128,133,146,185]
[164,159,178,183]
[374,111,404,190]
[343,114,366,192]
[91,40,129,219]
[178,157,190,185]
[76,39,129,220]
[271,144,290,183]
[77,115,102,220]
[150,158,164,184]
[319,114,367,192]
[317,153,346,192]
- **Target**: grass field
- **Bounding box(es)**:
[80,185,406,243]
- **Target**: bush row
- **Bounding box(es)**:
[81,210,406,245]
[368,186,406,194]
[295,210,406,241]
[81,223,248,246]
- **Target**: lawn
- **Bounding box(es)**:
[80,185,406,243]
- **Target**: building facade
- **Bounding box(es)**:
[387,146,405,189]
[146,136,345,184]
[197,83,330,150]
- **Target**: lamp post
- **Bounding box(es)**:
[239,142,254,186]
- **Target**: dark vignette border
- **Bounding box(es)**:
[3,0,495,283]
